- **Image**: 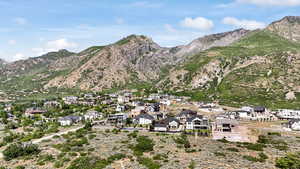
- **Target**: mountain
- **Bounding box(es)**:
[175,28,250,58]
[161,17,300,109]
[1,16,300,109]
[46,30,249,90]
[0,49,75,92]
[266,16,300,43]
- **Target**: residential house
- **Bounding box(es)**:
[84,110,102,121]
[107,113,128,126]
[44,101,61,108]
[276,109,300,120]
[185,115,210,131]
[212,118,250,142]
[63,96,78,105]
[214,119,239,132]
[58,115,82,126]
[153,122,168,132]
[287,119,300,131]
[175,109,197,123]
[25,107,47,117]
[133,113,154,125]
[130,106,145,118]
[165,117,181,131]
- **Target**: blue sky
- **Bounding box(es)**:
[0,0,299,61]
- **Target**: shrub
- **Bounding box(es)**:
[227,147,239,152]
[243,143,265,151]
[127,131,138,138]
[217,138,229,143]
[275,152,300,169]
[267,132,281,136]
[173,134,190,149]
[188,160,196,169]
[132,136,155,156]
[152,154,168,161]
[243,155,259,162]
[214,152,225,157]
[138,157,161,169]
[15,166,25,169]
[3,143,40,161]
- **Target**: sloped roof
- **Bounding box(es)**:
[134,113,154,120]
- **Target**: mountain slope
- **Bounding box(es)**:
[266,16,300,43]
[162,30,300,109]
[0,50,76,93]
[1,16,300,109]
[45,30,250,90]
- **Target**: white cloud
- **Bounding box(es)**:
[236,0,300,6]
[222,17,266,30]
[32,38,78,56]
[8,40,16,45]
[13,17,27,25]
[164,24,177,33]
[180,17,214,31]
[46,38,77,50]
[13,53,26,60]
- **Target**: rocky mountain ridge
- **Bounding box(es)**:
[266,16,300,43]
[1,16,300,108]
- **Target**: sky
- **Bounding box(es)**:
[0,0,299,62]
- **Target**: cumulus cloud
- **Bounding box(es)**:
[236,0,300,6]
[180,17,214,31]
[222,17,266,30]
[8,40,16,45]
[13,17,27,25]
[32,38,78,56]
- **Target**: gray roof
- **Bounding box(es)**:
[186,115,204,122]
[288,119,300,125]
[176,109,197,117]
[164,117,180,124]
[60,115,81,121]
[254,106,265,112]
[216,119,239,125]
[134,113,154,120]
[154,123,167,128]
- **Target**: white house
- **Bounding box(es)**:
[63,96,78,105]
[241,106,254,112]
[84,110,102,121]
[133,113,154,125]
[185,115,210,130]
[288,119,300,131]
[58,115,82,126]
[276,109,300,120]
[116,105,126,112]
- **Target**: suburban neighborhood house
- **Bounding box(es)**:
[25,107,47,117]
[185,115,210,132]
[275,109,300,120]
[212,118,251,142]
[58,115,82,126]
[153,117,181,132]
[285,119,300,131]
[84,110,102,121]
[133,113,154,125]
